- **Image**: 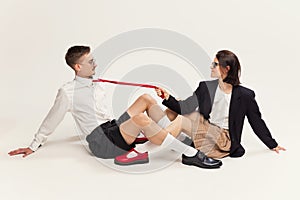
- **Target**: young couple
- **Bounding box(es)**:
[8,46,285,169]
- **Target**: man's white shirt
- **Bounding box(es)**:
[29,76,113,151]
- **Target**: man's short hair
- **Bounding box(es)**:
[65,46,90,68]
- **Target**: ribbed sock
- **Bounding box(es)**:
[161,133,197,157]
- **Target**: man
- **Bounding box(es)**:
[8,45,222,169]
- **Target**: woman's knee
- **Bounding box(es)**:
[165,108,178,121]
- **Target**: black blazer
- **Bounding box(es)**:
[163,79,278,157]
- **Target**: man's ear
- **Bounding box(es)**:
[73,64,81,72]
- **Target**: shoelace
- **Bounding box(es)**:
[93,78,165,99]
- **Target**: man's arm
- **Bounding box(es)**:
[8,88,70,157]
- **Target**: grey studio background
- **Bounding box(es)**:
[0,1,299,200]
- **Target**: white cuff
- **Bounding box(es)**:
[29,140,41,152]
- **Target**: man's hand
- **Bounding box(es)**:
[8,148,34,158]
[272,145,286,154]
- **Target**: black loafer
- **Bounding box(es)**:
[182,150,222,169]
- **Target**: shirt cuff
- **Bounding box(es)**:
[29,140,42,152]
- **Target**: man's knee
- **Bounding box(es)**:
[132,113,151,127]
[140,93,156,105]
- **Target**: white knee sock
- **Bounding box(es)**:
[135,133,195,156]
[157,116,191,142]
[161,133,197,157]
[176,132,190,141]
[135,141,162,153]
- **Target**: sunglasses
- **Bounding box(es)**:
[211,62,219,68]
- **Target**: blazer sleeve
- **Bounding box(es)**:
[246,91,278,149]
[162,82,203,115]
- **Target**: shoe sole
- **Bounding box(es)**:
[114,158,149,166]
[182,160,221,169]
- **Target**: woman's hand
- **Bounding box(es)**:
[155,87,170,100]
[272,145,286,153]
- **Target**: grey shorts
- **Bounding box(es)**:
[86,112,135,159]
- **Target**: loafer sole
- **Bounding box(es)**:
[182,160,221,169]
[114,158,149,166]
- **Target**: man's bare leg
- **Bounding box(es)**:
[126,94,157,117]
[120,113,196,156]
[126,94,194,146]
[127,94,176,123]
[118,113,222,168]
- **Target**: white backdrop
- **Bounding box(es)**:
[1,0,299,200]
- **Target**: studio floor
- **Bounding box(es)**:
[1,112,297,200]
[1,1,299,199]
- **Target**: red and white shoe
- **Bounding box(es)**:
[114,148,149,166]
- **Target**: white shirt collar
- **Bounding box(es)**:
[75,76,93,86]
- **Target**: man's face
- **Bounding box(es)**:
[76,53,97,78]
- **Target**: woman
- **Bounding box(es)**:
[156,50,285,158]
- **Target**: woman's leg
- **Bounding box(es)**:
[119,113,222,168]
[125,93,198,141]
[165,108,178,121]
[164,111,201,138]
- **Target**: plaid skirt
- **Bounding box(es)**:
[184,112,231,158]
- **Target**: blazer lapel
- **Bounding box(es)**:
[206,79,219,104]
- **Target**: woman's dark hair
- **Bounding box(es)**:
[216,50,241,86]
[65,46,90,69]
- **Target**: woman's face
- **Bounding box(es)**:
[210,57,228,79]
[210,57,221,78]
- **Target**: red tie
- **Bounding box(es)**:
[93,78,164,98]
